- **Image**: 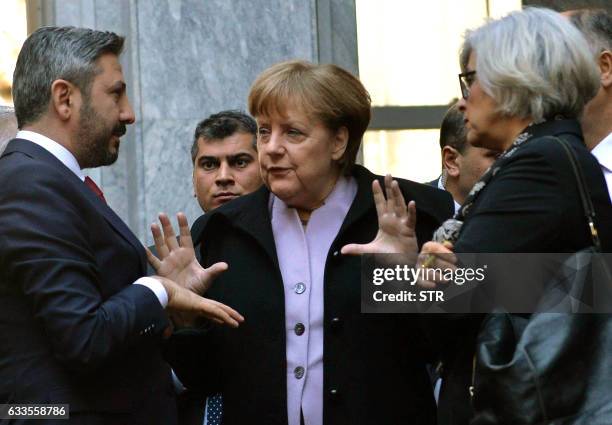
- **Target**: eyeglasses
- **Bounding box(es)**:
[458,70,477,100]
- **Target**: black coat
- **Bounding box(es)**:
[0,139,176,425]
[433,120,612,425]
[425,177,441,188]
[166,165,454,425]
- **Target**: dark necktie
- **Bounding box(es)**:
[84,176,107,204]
[205,394,222,425]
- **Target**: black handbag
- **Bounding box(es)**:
[470,137,612,425]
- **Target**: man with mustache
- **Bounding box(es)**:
[0,26,242,425]
[177,110,262,425]
[191,110,262,213]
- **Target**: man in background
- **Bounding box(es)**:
[426,104,500,403]
[565,8,612,201]
[429,103,500,213]
[191,110,261,213]
[180,110,262,425]
[0,105,17,155]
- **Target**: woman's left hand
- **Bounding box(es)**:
[341,175,418,255]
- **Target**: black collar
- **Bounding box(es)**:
[524,118,583,140]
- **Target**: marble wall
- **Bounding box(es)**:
[40,0,358,244]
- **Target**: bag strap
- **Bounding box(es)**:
[552,137,601,251]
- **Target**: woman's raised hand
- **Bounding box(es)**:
[147,213,243,328]
[147,213,226,295]
[341,175,419,256]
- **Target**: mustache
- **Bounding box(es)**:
[113,124,127,137]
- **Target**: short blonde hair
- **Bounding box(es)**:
[460,8,600,122]
[248,60,371,174]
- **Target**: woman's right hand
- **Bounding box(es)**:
[341,174,419,255]
[147,212,244,328]
[147,212,226,295]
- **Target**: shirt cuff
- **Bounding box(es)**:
[134,276,168,308]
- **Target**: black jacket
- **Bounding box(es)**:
[167,165,454,425]
[433,120,612,425]
[425,177,441,188]
[0,139,176,425]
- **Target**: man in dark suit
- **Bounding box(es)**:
[178,110,262,425]
[0,26,241,425]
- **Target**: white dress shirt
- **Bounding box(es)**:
[15,130,168,307]
[437,176,461,213]
[591,132,612,203]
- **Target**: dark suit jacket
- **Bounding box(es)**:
[432,120,612,425]
[0,139,176,425]
[165,165,454,425]
[148,241,207,425]
[426,177,441,188]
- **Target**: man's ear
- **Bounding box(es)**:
[50,79,79,121]
[599,50,612,89]
[442,146,461,177]
[331,126,349,161]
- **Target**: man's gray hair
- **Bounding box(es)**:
[460,7,600,122]
[0,106,17,156]
[568,9,612,57]
[12,26,124,129]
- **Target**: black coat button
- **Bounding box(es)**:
[329,388,340,401]
[294,323,305,336]
[330,317,342,332]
